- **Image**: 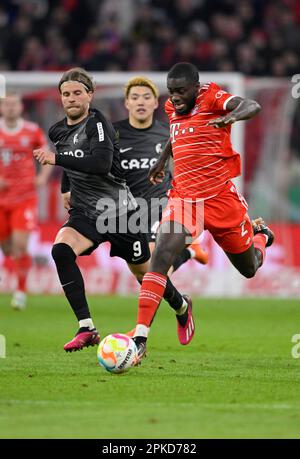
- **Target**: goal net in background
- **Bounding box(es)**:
[0,71,299,297]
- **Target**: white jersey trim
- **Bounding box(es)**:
[0,118,24,135]
[223,95,237,111]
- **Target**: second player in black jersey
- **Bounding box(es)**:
[114,117,171,202]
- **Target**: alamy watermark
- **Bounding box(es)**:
[291,334,300,359]
[95,191,204,242]
[0,335,6,358]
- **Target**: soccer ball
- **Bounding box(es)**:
[97,333,138,373]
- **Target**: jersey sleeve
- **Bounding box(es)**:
[206,83,236,113]
[61,170,70,193]
[48,123,59,144]
[85,115,114,171]
[55,115,114,175]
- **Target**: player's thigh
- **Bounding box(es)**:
[11,199,37,234]
[206,182,254,255]
[225,243,258,278]
[150,221,189,273]
[54,226,94,256]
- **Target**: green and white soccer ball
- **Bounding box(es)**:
[97,333,138,373]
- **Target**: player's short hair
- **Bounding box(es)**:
[125,76,159,99]
[167,62,199,83]
[58,67,95,93]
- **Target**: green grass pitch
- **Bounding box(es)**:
[0,294,300,439]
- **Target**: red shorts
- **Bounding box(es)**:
[0,198,38,241]
[161,181,253,254]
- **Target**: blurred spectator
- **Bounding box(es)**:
[18,37,48,71]
[0,0,299,75]
[127,41,155,71]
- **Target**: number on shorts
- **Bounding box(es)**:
[133,240,142,257]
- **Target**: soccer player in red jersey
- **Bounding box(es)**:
[0,93,51,310]
[132,62,274,360]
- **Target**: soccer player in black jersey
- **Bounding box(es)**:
[33,68,196,356]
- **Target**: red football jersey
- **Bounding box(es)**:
[0,118,48,206]
[165,82,241,200]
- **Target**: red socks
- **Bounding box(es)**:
[137,272,167,327]
[13,254,31,291]
[253,233,267,263]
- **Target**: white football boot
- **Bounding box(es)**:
[11,290,27,310]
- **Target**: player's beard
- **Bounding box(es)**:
[66,106,85,120]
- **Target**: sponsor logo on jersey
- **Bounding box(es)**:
[121,157,157,170]
[215,90,226,99]
[20,136,30,147]
[155,143,163,154]
[191,104,200,115]
[60,149,84,157]
[97,122,104,142]
[119,147,133,153]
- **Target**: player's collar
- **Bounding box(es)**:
[0,118,24,134]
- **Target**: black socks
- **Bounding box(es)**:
[51,243,91,321]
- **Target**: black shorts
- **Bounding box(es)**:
[62,209,150,264]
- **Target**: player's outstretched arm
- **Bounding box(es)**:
[207,97,261,128]
[149,139,172,184]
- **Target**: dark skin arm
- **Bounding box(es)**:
[207,96,261,128]
[149,139,173,184]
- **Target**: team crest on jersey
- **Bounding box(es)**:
[73,133,79,144]
[20,136,30,147]
[191,104,200,115]
[215,90,226,99]
[155,143,163,154]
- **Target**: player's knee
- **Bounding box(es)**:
[241,264,257,279]
[134,272,144,283]
[51,243,76,266]
[151,246,174,273]
[129,264,147,283]
[11,245,27,258]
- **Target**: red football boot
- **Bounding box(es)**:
[176,295,195,345]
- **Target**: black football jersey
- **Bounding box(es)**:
[49,109,136,220]
[113,119,172,201]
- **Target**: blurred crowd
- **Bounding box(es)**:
[0,0,299,75]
